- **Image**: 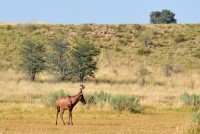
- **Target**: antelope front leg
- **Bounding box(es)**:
[70,111,73,125]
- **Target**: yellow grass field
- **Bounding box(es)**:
[0,70,198,133]
[0,104,189,134]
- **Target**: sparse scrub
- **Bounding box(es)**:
[192,110,200,125]
[1,23,200,72]
[85,91,144,113]
[187,110,200,134]
[139,30,153,47]
[164,64,174,77]
[174,34,186,43]
[47,89,68,106]
[180,92,200,107]
[193,47,200,59]
[109,94,144,113]
[85,91,111,108]
[137,47,152,56]
[136,67,151,86]
[6,25,12,30]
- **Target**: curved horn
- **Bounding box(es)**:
[80,84,85,91]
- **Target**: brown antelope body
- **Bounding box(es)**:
[55,85,86,125]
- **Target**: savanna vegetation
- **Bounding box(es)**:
[0,23,200,133]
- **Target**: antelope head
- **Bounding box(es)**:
[79,84,85,93]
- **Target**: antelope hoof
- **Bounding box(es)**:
[71,122,73,125]
[68,122,70,125]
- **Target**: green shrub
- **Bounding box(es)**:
[188,110,200,134]
[193,47,200,59]
[85,91,111,107]
[6,25,12,30]
[85,94,96,107]
[137,47,151,56]
[115,47,122,52]
[109,94,144,113]
[136,67,151,86]
[192,110,200,125]
[174,34,186,43]
[139,30,153,47]
[94,91,111,105]
[85,91,144,113]
[180,92,200,107]
[48,89,68,106]
[164,64,173,77]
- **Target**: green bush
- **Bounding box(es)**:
[85,91,111,107]
[180,92,200,107]
[174,34,186,43]
[192,110,200,125]
[137,47,151,56]
[188,110,200,134]
[193,47,200,59]
[48,89,68,106]
[136,67,150,86]
[6,25,12,30]
[85,94,96,106]
[85,91,144,113]
[109,94,144,113]
[164,64,174,77]
[94,91,111,103]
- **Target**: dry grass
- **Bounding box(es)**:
[0,69,199,133]
[0,69,200,108]
[0,105,188,134]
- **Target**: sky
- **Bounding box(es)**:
[0,0,199,24]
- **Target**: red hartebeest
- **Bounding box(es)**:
[55,84,86,125]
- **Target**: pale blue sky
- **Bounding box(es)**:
[0,0,199,24]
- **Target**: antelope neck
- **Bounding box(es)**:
[68,95,72,109]
[68,92,82,109]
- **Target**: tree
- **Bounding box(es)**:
[19,39,45,81]
[47,39,70,81]
[72,42,100,82]
[150,9,177,24]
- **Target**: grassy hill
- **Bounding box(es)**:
[1,23,200,133]
[0,23,200,80]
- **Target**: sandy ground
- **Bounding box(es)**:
[0,108,188,134]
